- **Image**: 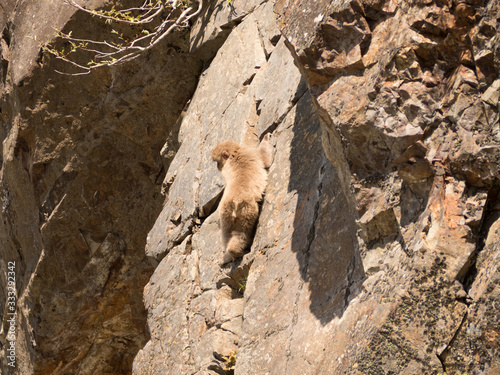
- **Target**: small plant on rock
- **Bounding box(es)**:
[237,276,247,294]
[223,349,237,372]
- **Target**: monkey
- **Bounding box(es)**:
[211,134,273,264]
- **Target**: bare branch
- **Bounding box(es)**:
[45,0,203,74]
[65,0,165,24]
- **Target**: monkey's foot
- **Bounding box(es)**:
[220,252,235,266]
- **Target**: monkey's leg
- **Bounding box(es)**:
[222,200,259,264]
[226,231,251,259]
[221,230,253,265]
[220,199,238,264]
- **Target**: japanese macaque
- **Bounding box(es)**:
[212,134,273,264]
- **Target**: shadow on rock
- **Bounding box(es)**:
[287,88,365,325]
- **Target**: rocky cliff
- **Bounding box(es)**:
[0,0,202,373]
[1,0,499,374]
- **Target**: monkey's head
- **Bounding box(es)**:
[211,141,240,171]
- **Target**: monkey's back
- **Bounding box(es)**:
[221,146,268,202]
[216,139,271,262]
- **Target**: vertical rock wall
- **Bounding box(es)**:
[135,0,499,374]
[276,0,500,373]
[133,0,366,374]
[0,1,202,373]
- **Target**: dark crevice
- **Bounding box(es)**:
[255,99,262,116]
[300,167,325,282]
[200,190,223,218]
[459,187,500,292]
[269,33,281,47]
[177,221,195,248]
[364,11,392,32]
[260,119,280,137]
[153,164,165,185]
[2,26,11,47]
[437,311,469,371]
[306,199,321,251]
[1,23,12,84]
[437,351,447,374]
[1,57,8,85]
[211,351,235,375]
[410,20,448,39]
[184,234,194,255]
[242,72,256,86]
[359,35,372,56]
[343,253,359,309]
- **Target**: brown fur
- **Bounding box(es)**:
[212,134,273,264]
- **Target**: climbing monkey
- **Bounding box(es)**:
[211,134,273,264]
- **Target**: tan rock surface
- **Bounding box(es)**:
[1,0,499,374]
[277,0,500,373]
[0,1,202,373]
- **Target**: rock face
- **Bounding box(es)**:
[0,1,202,373]
[1,0,499,374]
[275,0,500,373]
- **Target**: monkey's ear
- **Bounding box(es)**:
[222,151,230,159]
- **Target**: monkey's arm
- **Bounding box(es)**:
[259,133,274,169]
